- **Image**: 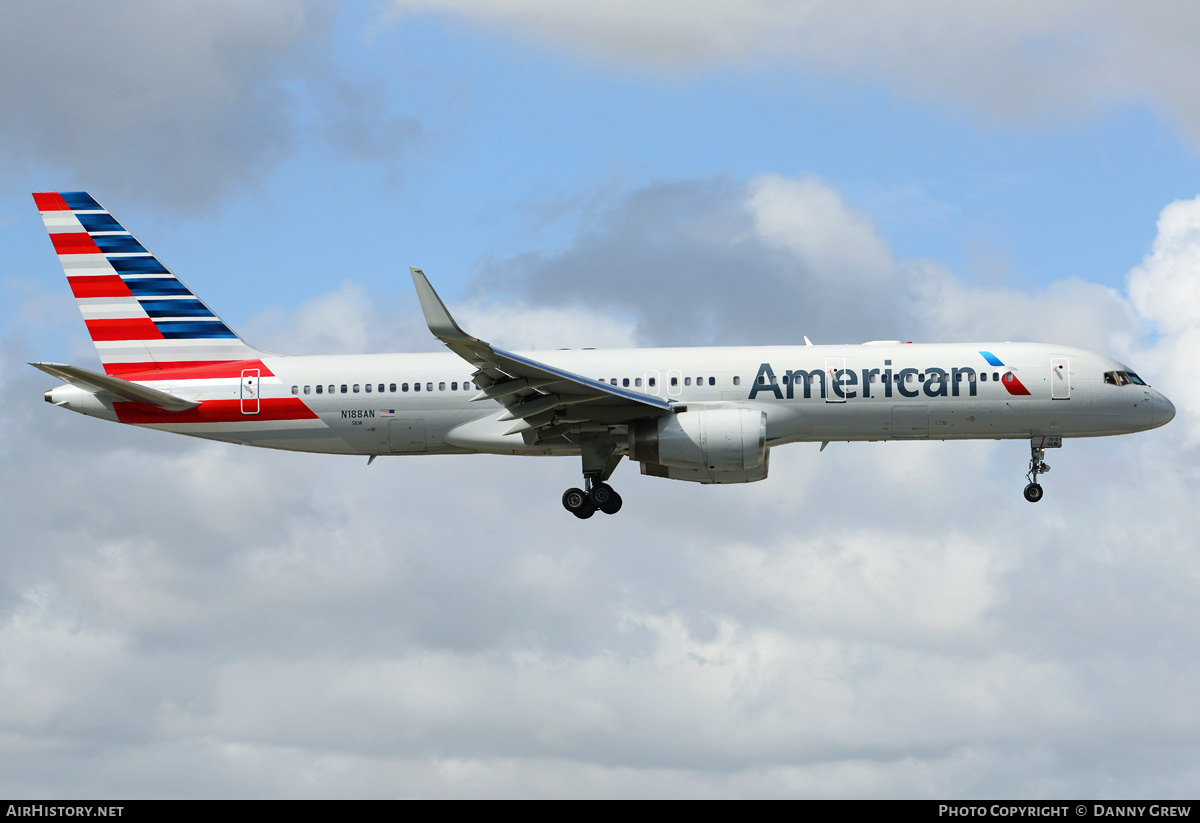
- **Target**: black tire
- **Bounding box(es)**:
[563,487,596,518]
[598,490,623,515]
[1023,483,1044,503]
[562,487,588,512]
[589,482,614,506]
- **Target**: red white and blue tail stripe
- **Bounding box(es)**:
[34,191,261,375]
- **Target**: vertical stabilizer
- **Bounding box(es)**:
[33,192,261,375]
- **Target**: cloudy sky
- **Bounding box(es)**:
[3,1,1200,798]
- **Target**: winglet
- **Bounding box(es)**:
[410,267,477,344]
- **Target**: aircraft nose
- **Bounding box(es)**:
[1153,392,1176,428]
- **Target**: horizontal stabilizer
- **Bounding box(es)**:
[29,362,200,411]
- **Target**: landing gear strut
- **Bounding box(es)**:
[561,433,625,518]
[1023,441,1052,503]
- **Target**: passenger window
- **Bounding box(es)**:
[708,377,715,386]
[635,377,642,387]
[451,382,458,390]
[868,374,875,383]
[353,384,360,393]
[378,383,384,392]
[341,385,348,394]
[684,377,692,386]
[316,385,323,394]
[439,382,446,391]
[291,385,298,395]
[365,383,372,393]
[649,377,656,387]
[671,377,679,387]
[414,383,421,392]
[610,378,617,386]
[757,375,765,385]
[390,383,396,392]
[622,378,630,387]
[304,385,311,394]
[426,382,433,392]
[402,383,409,392]
[328,385,334,394]
[1004,372,1014,383]
[733,376,740,386]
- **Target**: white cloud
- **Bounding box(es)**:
[0,3,424,208]
[392,1,1200,142]
[1129,197,1200,335]
[745,174,897,291]
[457,302,639,351]
[0,2,314,206]
[481,174,910,346]
[1126,195,1200,444]
[6,178,1200,797]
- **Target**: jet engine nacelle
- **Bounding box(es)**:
[629,408,768,484]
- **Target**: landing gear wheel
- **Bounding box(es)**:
[589,482,614,506]
[598,490,623,515]
[562,487,596,519]
[1023,441,1056,503]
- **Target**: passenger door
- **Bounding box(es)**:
[240,369,260,415]
[1050,357,1070,400]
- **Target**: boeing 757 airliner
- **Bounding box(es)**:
[31,192,1175,518]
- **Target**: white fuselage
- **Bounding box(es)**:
[48,342,1175,457]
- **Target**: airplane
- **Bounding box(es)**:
[30,191,1176,518]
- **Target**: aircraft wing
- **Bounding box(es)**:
[29,362,201,412]
[410,268,671,444]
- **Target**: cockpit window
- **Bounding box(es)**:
[1104,370,1147,387]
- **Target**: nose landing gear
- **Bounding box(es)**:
[1023,436,1059,502]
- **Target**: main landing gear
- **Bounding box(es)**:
[562,479,623,519]
[1023,439,1055,503]
[561,433,625,519]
